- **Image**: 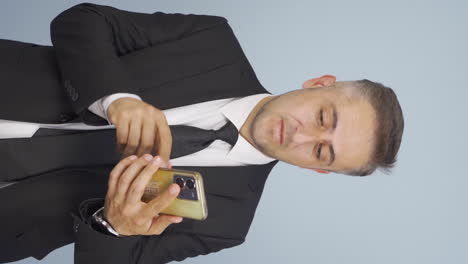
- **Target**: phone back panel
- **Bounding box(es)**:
[142,168,208,220]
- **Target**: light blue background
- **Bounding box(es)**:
[1,0,467,263]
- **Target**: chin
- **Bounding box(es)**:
[251,112,279,151]
[251,133,268,153]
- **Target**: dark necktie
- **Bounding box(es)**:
[0,121,239,181]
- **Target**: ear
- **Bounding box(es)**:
[298,165,331,174]
[313,169,330,174]
[302,75,336,89]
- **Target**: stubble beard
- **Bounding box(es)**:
[249,107,278,159]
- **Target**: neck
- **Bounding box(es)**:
[239,95,275,147]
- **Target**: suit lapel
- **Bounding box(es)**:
[168,160,279,238]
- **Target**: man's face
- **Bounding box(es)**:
[249,80,377,173]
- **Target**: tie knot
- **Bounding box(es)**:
[169,120,239,159]
[214,120,239,146]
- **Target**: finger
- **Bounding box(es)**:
[123,119,142,157]
[152,126,160,157]
[114,154,153,204]
[144,184,180,217]
[137,120,156,157]
[116,118,130,153]
[107,155,137,198]
[148,214,183,235]
[126,156,164,204]
[154,113,172,161]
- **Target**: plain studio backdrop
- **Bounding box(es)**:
[1,0,467,263]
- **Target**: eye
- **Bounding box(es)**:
[319,109,324,126]
[316,143,322,159]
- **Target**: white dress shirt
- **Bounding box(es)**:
[0,93,275,173]
[0,92,278,234]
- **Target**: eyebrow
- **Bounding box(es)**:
[327,144,335,166]
[328,104,338,166]
[332,104,338,131]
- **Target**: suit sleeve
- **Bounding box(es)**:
[50,2,227,115]
[73,199,243,264]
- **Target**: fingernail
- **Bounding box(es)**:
[151,156,161,165]
[169,184,178,195]
[129,155,137,160]
[144,154,153,161]
[160,159,170,169]
[174,217,183,223]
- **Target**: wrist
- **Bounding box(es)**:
[106,96,141,123]
[106,98,125,122]
[91,207,126,237]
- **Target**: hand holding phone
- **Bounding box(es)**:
[103,154,182,236]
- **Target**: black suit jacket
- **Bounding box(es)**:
[0,3,278,264]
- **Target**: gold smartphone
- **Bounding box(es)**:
[141,168,208,221]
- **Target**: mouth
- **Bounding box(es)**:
[279,119,284,145]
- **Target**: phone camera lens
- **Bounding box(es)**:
[175,177,185,189]
[186,179,195,189]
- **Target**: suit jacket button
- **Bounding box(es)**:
[64,80,72,92]
[71,91,79,102]
[64,80,79,101]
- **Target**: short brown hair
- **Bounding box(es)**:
[345,79,404,176]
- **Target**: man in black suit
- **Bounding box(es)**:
[0,3,404,264]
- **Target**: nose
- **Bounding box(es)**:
[291,125,330,145]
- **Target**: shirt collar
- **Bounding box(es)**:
[221,93,276,165]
